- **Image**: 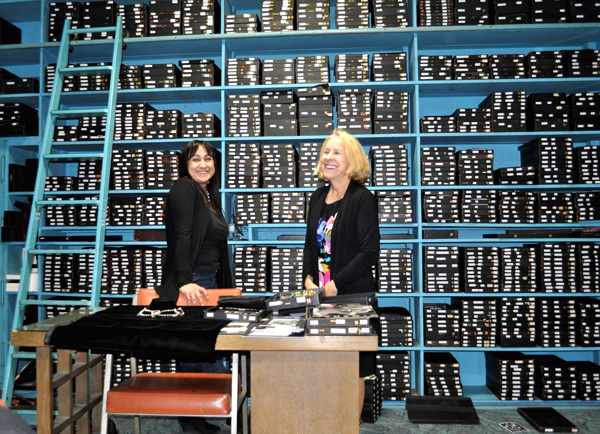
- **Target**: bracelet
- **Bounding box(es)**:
[136,307,185,318]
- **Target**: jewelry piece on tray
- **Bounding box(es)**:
[136,307,185,318]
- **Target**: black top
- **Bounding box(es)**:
[303,180,380,294]
[157,177,232,300]
[195,209,228,273]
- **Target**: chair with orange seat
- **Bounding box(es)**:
[100,288,247,434]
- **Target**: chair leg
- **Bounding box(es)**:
[134,415,142,434]
[100,354,114,434]
[241,354,249,434]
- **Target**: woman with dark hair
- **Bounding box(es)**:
[158,140,231,305]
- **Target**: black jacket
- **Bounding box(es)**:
[157,177,232,300]
[302,180,380,294]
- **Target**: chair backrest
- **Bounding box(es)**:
[135,287,242,307]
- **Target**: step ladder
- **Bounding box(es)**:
[1,16,124,422]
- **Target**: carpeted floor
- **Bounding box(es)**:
[112,406,600,433]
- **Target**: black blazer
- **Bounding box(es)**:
[302,180,380,294]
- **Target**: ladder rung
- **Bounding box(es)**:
[67,25,118,36]
[52,108,108,118]
[58,65,112,76]
[21,299,93,307]
[37,199,100,206]
[30,249,98,255]
[44,152,105,161]
[13,351,37,360]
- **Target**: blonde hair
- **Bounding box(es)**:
[314,129,371,183]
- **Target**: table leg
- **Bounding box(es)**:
[36,346,53,434]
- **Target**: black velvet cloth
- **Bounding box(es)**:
[45,306,229,357]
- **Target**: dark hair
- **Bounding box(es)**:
[179,140,223,214]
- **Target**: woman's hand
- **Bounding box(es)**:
[321,280,338,297]
[304,275,319,289]
[179,283,209,306]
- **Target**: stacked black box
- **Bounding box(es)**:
[76,254,94,293]
[372,53,408,82]
[485,352,535,400]
[530,0,569,24]
[337,88,372,133]
[0,102,38,136]
[262,58,295,85]
[574,361,600,400]
[261,90,297,136]
[424,247,460,293]
[454,108,491,132]
[423,190,460,222]
[261,0,295,32]
[143,196,167,225]
[418,0,454,26]
[373,91,409,134]
[145,150,179,189]
[111,149,145,190]
[454,0,490,25]
[457,149,493,185]
[298,142,322,188]
[362,374,382,423]
[261,143,297,188]
[576,192,600,222]
[0,17,21,44]
[227,57,261,86]
[461,298,497,347]
[372,0,409,28]
[577,244,600,293]
[118,3,148,38]
[45,175,76,192]
[0,73,39,94]
[45,63,77,92]
[461,189,497,223]
[115,102,150,140]
[145,108,181,140]
[491,0,529,24]
[519,137,574,184]
[336,0,370,29]
[421,146,456,185]
[45,197,77,227]
[376,352,411,401]
[110,196,144,225]
[576,298,600,346]
[143,63,181,88]
[77,159,102,191]
[77,195,98,226]
[78,115,105,140]
[149,0,181,37]
[424,306,460,347]
[48,2,82,42]
[226,142,261,189]
[453,55,489,80]
[480,91,527,132]
[181,112,220,138]
[78,62,110,91]
[296,0,330,30]
[499,297,536,347]
[497,190,536,224]
[370,144,409,187]
[106,248,142,295]
[227,93,261,137]
[233,246,268,292]
[570,1,600,22]
[296,55,329,84]
[81,1,117,40]
[270,247,303,292]
[335,54,370,83]
[420,115,456,133]
[419,55,453,80]
[533,355,577,400]
[43,254,75,292]
[181,0,219,35]
[536,297,577,347]
[565,50,600,77]
[424,352,463,396]
[270,192,305,223]
[234,193,269,225]
[378,306,414,346]
[378,248,413,293]
[224,14,260,34]
[488,54,527,79]
[528,50,565,78]
[180,59,220,87]
[54,122,78,142]
[539,243,577,292]
[143,248,165,289]
[462,247,500,293]
[537,192,575,224]
[119,64,143,90]
[494,166,536,185]
[377,190,413,223]
[297,85,334,135]
[569,92,600,131]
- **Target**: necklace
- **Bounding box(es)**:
[136,307,185,318]
[205,188,211,204]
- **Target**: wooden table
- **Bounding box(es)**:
[11,308,378,434]
[216,334,378,434]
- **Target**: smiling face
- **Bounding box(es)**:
[319,136,350,184]
[187,144,215,189]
